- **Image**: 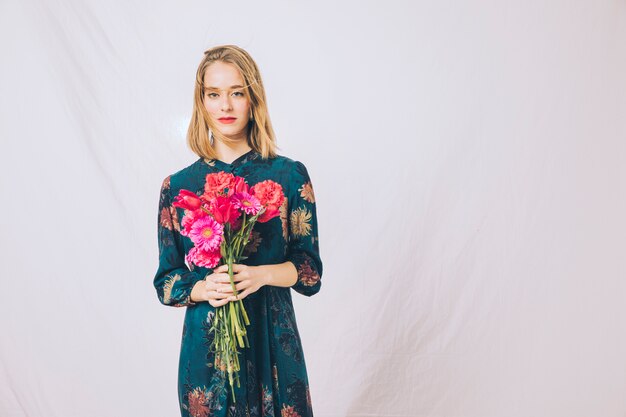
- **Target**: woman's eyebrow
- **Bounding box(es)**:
[204,85,245,90]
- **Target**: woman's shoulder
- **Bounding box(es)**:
[160,158,204,191]
[267,154,314,198]
[270,153,309,171]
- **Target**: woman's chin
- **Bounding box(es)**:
[215,127,248,141]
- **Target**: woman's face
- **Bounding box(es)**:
[202,61,251,141]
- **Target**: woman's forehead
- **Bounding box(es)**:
[204,62,244,84]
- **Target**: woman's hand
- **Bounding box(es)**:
[211,264,269,302]
[191,270,234,308]
[190,262,298,306]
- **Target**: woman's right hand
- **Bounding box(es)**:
[190,270,234,307]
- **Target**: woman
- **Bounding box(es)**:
[153,44,323,417]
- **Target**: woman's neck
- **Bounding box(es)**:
[213,139,252,164]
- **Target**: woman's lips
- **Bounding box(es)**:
[218,117,236,124]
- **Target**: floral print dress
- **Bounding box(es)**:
[153,149,322,417]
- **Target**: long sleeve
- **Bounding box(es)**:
[286,161,323,296]
[153,175,202,307]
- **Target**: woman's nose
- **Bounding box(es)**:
[220,95,232,111]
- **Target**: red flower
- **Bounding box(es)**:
[204,172,236,199]
[251,180,284,207]
[251,180,285,223]
[231,175,250,195]
[231,216,243,230]
[209,195,242,227]
[173,189,202,210]
[257,205,281,223]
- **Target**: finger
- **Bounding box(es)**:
[218,288,232,298]
[217,274,244,283]
[218,282,240,295]
[210,289,230,299]
[210,274,226,284]
[210,297,229,308]
[230,289,249,301]
[235,280,250,291]
[230,264,247,273]
[228,273,245,282]
[212,276,235,285]
[205,280,219,290]
[215,264,240,273]
[218,285,234,294]
[210,273,232,284]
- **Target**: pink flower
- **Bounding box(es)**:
[186,247,221,269]
[180,207,208,237]
[209,195,241,226]
[188,215,224,252]
[172,189,202,210]
[232,192,262,215]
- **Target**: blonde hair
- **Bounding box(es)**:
[187,44,279,160]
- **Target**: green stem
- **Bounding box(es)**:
[227,254,239,296]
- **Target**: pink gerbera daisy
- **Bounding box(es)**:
[180,207,208,237]
[232,192,262,215]
[188,215,224,252]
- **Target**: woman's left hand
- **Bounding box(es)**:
[212,264,269,301]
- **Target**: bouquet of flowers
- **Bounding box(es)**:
[172,171,285,403]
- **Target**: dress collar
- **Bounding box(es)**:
[201,149,259,168]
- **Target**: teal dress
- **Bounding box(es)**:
[153,149,322,417]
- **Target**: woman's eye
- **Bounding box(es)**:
[207,92,218,98]
[232,91,244,97]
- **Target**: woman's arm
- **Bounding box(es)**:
[153,176,202,307]
[263,262,298,287]
[209,262,297,301]
[284,160,323,296]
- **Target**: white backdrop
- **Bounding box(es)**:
[1,1,626,416]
